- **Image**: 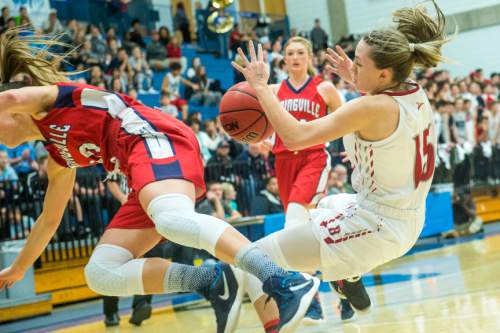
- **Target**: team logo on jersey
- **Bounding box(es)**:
[79,143,103,163]
[280,98,320,118]
[48,124,79,168]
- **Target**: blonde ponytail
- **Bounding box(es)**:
[0,27,77,87]
[363,0,451,83]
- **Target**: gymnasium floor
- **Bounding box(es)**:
[4,228,500,333]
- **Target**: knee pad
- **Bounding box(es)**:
[84,244,146,297]
[147,194,229,255]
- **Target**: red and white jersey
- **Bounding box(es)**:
[33,82,188,175]
[273,76,328,154]
[343,83,436,211]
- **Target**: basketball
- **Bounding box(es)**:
[219,81,273,144]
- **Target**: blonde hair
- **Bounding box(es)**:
[220,182,235,200]
[283,36,317,77]
[0,27,75,90]
[363,0,450,83]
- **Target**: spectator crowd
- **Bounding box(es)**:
[0,4,498,242]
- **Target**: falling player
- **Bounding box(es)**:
[231,0,447,325]
[244,36,371,328]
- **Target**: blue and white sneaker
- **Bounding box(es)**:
[263,273,320,333]
[302,292,325,325]
[199,263,245,333]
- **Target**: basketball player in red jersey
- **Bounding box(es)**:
[0,29,320,333]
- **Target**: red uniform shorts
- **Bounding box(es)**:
[275,149,331,211]
[106,107,205,230]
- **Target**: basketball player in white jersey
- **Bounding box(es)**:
[231,0,447,301]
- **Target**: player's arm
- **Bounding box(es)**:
[107,179,128,205]
[256,88,382,150]
[232,41,382,151]
[0,156,76,287]
[0,85,57,116]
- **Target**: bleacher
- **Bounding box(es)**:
[138,44,232,121]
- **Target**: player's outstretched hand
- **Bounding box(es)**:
[325,45,354,85]
[231,41,270,89]
[0,265,25,290]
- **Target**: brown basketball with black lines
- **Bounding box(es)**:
[219,81,273,144]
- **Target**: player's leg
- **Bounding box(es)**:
[318,194,372,315]
[123,115,319,332]
[286,150,331,324]
[139,179,320,333]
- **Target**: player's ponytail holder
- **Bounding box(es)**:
[409,43,416,53]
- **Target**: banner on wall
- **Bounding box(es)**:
[0,0,51,29]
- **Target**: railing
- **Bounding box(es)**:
[0,145,498,265]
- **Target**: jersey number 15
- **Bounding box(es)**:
[414,126,435,189]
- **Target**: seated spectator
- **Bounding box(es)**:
[332,164,354,193]
[269,39,283,63]
[161,62,195,120]
[221,182,242,222]
[146,30,169,71]
[105,27,121,46]
[197,181,234,221]
[0,148,18,201]
[158,25,171,46]
[3,17,15,32]
[107,67,128,92]
[129,46,157,94]
[116,47,134,85]
[128,88,141,103]
[0,149,17,183]
[188,118,212,163]
[0,6,10,30]
[110,77,126,93]
[326,170,341,195]
[129,18,146,49]
[42,9,64,35]
[203,119,224,154]
[250,177,283,215]
[157,93,181,119]
[15,6,30,26]
[166,36,187,72]
[444,189,483,238]
[80,40,102,67]
[270,58,287,84]
[186,57,201,80]
[89,65,106,88]
[206,140,235,183]
[7,142,38,180]
[63,19,78,41]
[88,25,107,63]
[189,66,222,106]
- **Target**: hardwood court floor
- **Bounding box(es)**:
[57,234,500,333]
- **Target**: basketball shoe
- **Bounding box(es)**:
[330,277,371,312]
[263,272,320,333]
[199,263,245,333]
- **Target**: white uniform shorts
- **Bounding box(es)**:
[311,193,425,281]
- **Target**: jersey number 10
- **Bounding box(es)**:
[414,126,435,189]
